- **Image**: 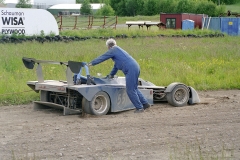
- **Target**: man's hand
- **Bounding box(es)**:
[103,75,114,79]
[107,75,114,79]
[83,62,92,67]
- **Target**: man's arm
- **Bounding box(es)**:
[109,64,118,76]
[90,49,114,66]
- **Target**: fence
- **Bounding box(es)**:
[56,15,118,31]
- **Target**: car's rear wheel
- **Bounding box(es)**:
[82,91,110,115]
[82,97,91,114]
[166,85,189,107]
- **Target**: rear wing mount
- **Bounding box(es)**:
[22,57,86,85]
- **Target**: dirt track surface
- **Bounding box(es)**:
[0,90,240,160]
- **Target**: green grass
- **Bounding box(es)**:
[0,33,240,105]
[60,27,221,37]
[226,2,240,12]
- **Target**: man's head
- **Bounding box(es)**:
[106,38,116,49]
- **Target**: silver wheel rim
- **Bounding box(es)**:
[174,88,188,104]
[92,95,108,114]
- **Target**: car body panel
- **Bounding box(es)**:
[22,57,200,115]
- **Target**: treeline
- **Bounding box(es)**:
[110,0,227,16]
[79,0,228,17]
[77,0,238,5]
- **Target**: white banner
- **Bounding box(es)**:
[0,8,59,36]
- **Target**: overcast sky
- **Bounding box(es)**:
[5,0,34,3]
[4,0,74,4]
[5,0,18,3]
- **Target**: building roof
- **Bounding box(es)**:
[48,3,104,10]
[34,0,75,6]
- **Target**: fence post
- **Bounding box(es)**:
[88,15,91,29]
[88,15,93,29]
[103,16,106,28]
[114,16,118,29]
[73,16,77,30]
[58,16,63,31]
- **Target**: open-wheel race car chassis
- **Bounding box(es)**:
[22,57,200,116]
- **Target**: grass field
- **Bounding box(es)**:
[226,2,240,12]
[0,34,239,105]
[0,2,240,105]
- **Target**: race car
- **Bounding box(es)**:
[22,57,200,116]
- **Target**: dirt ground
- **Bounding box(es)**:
[0,90,239,160]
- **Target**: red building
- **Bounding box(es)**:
[160,13,208,29]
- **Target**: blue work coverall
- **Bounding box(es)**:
[90,46,148,110]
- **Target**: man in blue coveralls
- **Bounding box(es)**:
[88,38,151,113]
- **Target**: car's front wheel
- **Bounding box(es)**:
[166,85,189,107]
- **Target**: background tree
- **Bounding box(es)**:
[143,0,157,16]
[195,1,217,16]
[135,0,144,15]
[91,0,100,2]
[215,4,226,16]
[126,0,136,16]
[0,0,5,7]
[77,0,103,3]
[211,0,239,5]
[108,0,230,16]
[157,0,178,13]
[95,4,115,15]
[76,0,84,3]
[176,0,196,13]
[109,0,119,12]
[116,0,127,16]
[16,0,32,8]
[125,0,144,16]
[80,0,93,15]
[0,0,5,4]
[103,0,110,5]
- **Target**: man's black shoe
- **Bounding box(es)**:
[143,103,151,110]
[134,109,144,113]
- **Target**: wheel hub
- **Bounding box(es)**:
[93,96,107,113]
[174,89,187,102]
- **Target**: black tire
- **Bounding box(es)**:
[166,85,189,107]
[82,97,91,114]
[82,91,110,115]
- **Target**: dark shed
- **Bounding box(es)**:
[160,13,208,29]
